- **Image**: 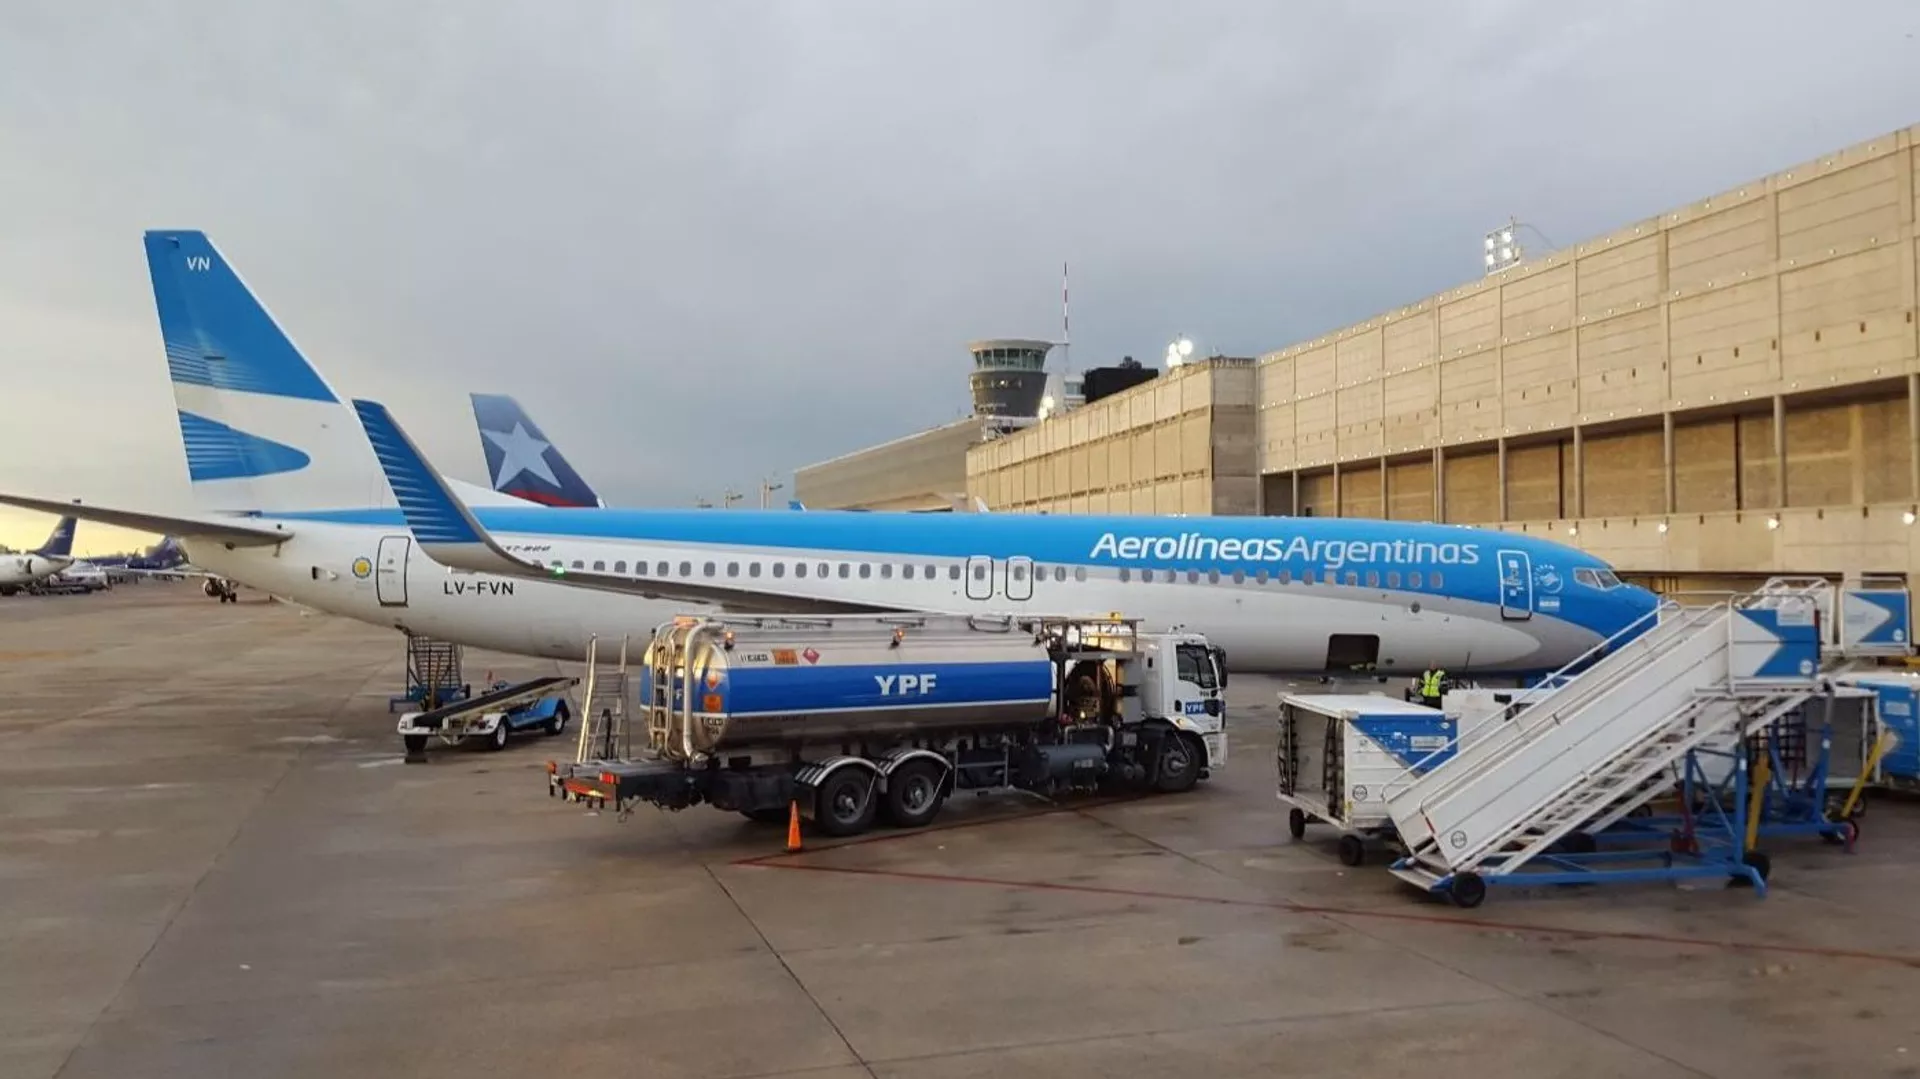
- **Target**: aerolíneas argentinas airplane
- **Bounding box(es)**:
[0,230,1657,674]
[0,516,77,596]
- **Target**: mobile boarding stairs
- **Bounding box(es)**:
[1382,575,1910,908]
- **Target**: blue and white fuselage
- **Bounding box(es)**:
[180,501,1652,675]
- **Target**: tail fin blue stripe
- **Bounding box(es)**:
[34,517,76,558]
[351,401,482,546]
[177,411,313,481]
[470,393,601,508]
[144,230,337,402]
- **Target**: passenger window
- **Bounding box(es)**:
[880,564,892,579]
[1011,564,1026,582]
[901,565,913,580]
[636,562,648,576]
[820,563,830,578]
[727,562,739,577]
[1073,567,1087,582]
[571,560,584,569]
[1409,571,1422,588]
[1366,571,1379,588]
[655,561,668,577]
[679,561,692,577]
[1207,569,1220,584]
[1302,570,1315,585]
[1055,566,1067,582]
[749,563,762,578]
[1431,571,1444,588]
[1387,571,1401,588]
[593,560,606,571]
[796,563,808,578]
[860,564,873,579]
[703,561,715,577]
[1119,567,1132,582]
[1231,569,1245,584]
[1187,570,1200,584]
[1345,571,1358,586]
[949,565,962,580]
[1141,569,1154,583]
[838,563,851,578]
[614,561,627,574]
[1278,570,1291,584]
[1255,569,1268,584]
[971,563,986,580]
[773,562,786,578]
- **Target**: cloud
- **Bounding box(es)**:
[0,0,1913,542]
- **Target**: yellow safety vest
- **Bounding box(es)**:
[1420,670,1445,698]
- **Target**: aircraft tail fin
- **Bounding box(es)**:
[32,516,76,558]
[146,230,394,514]
[469,393,603,507]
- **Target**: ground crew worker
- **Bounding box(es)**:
[1417,667,1446,707]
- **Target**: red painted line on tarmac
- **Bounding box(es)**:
[732,815,1920,970]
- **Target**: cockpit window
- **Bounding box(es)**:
[1574,567,1623,590]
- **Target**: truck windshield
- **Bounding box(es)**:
[1176,644,1218,690]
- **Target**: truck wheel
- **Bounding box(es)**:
[545,702,570,736]
[1154,732,1201,794]
[487,720,510,752]
[881,761,947,829]
[814,769,878,837]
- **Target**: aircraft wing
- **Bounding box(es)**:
[0,494,291,547]
[351,400,901,615]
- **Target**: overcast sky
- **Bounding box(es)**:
[1,1,1915,552]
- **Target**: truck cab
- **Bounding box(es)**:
[1137,631,1229,773]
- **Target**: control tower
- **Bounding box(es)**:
[968,339,1055,421]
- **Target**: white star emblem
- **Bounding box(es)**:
[483,422,560,489]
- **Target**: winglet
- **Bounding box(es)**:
[351,399,548,578]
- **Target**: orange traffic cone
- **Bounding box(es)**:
[785,800,803,853]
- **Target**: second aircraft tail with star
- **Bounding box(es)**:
[469,393,604,508]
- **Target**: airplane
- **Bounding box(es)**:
[471,393,604,507]
[0,228,1660,677]
[0,516,78,595]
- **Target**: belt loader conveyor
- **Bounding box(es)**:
[398,674,579,762]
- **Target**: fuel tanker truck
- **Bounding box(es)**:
[547,613,1228,837]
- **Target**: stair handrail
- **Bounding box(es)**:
[1378,597,1691,800]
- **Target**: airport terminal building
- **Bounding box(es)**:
[795,122,1920,586]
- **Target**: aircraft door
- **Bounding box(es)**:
[1006,556,1034,601]
[965,556,993,601]
[376,534,411,607]
[1496,549,1533,621]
